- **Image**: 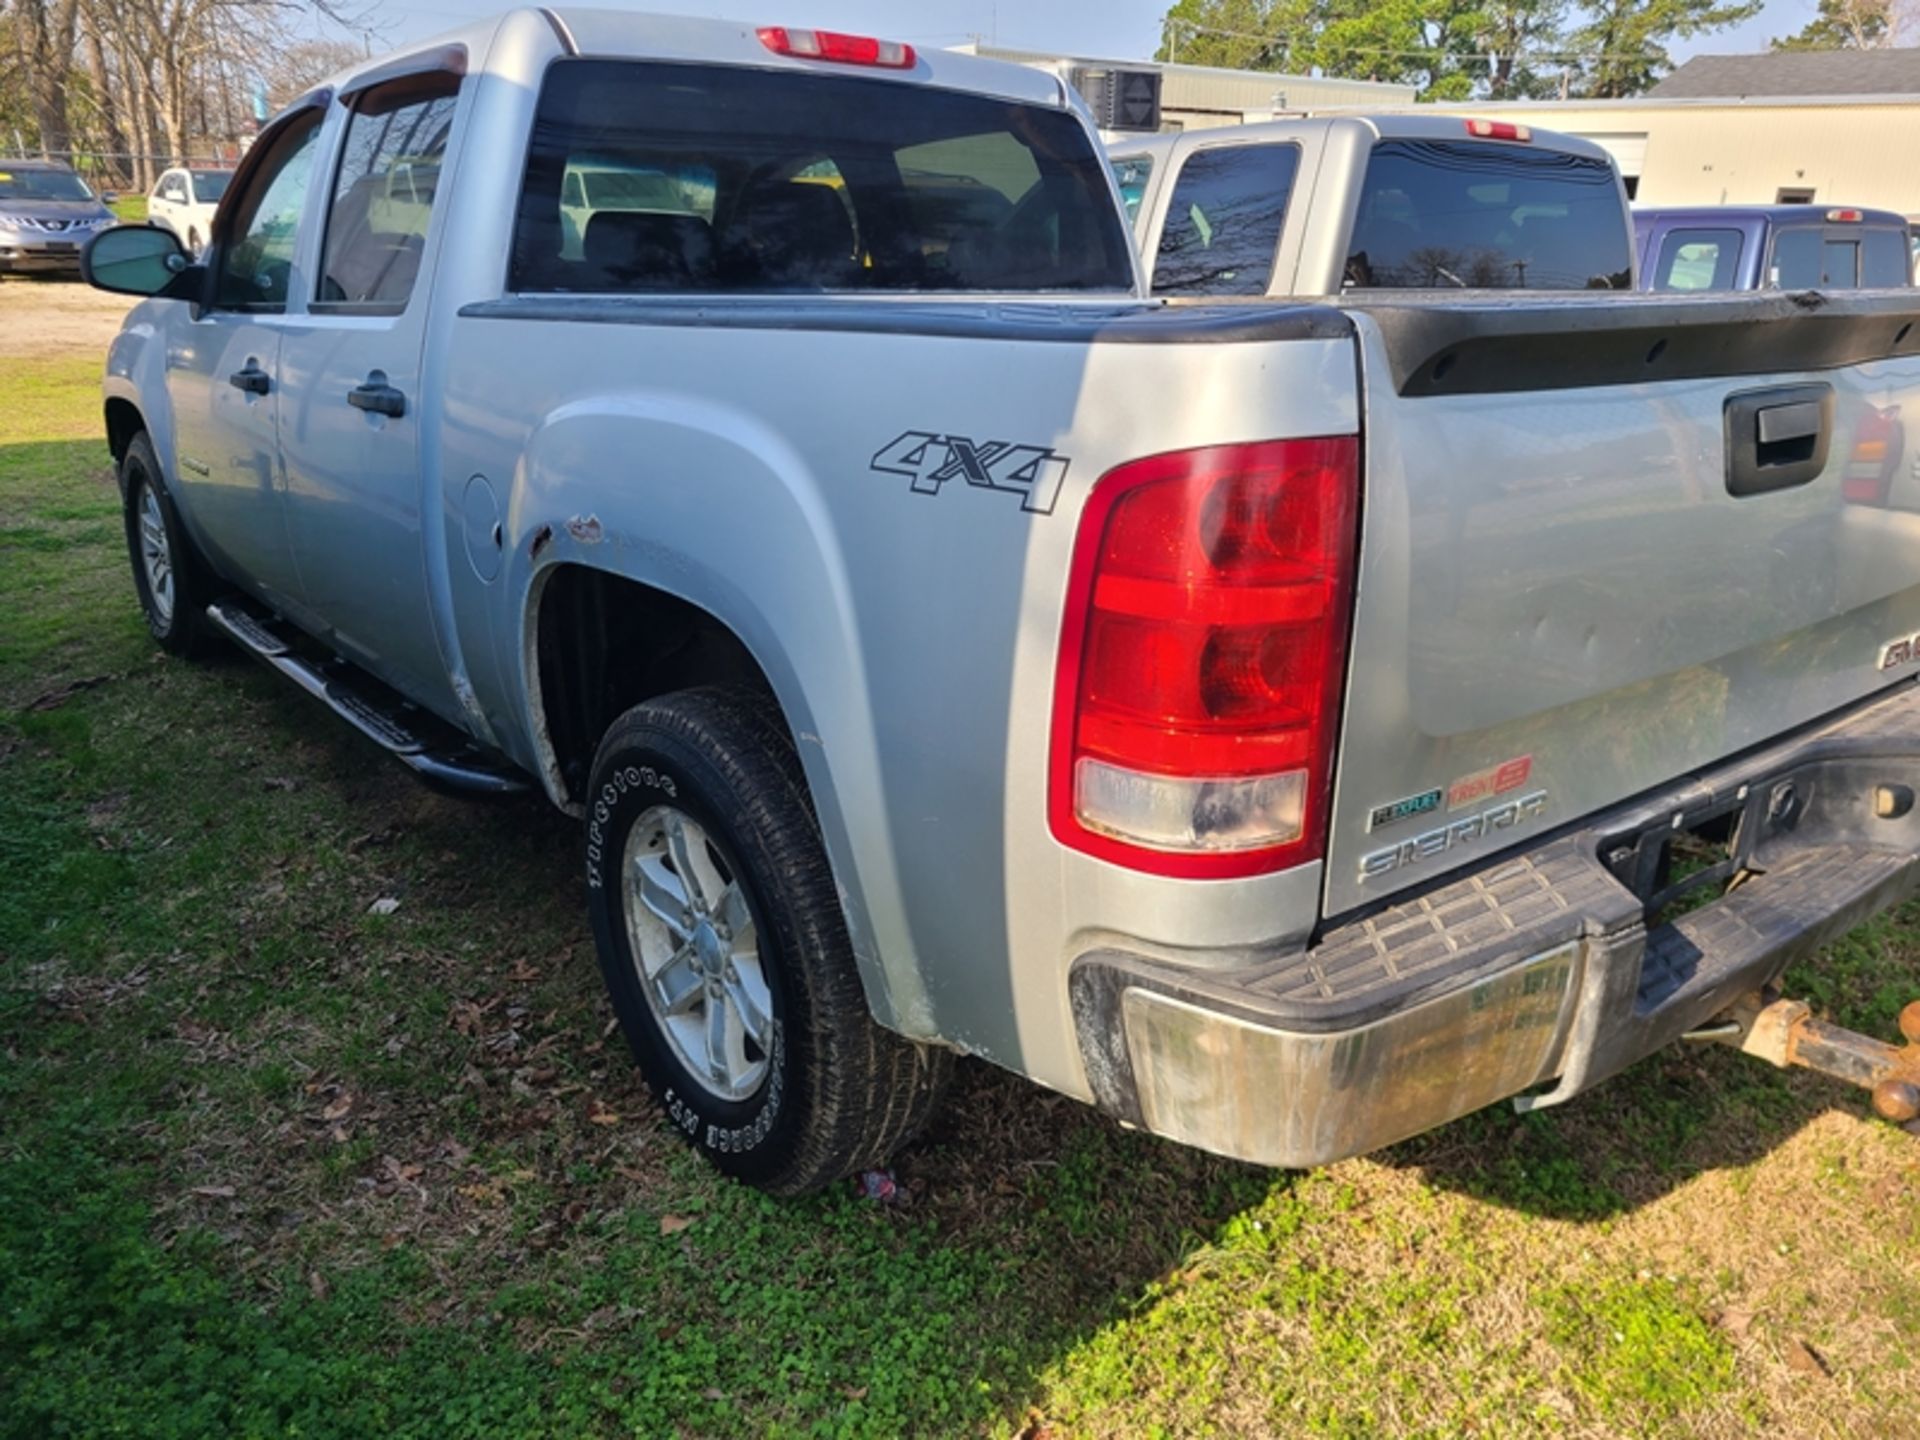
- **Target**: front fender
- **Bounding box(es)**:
[505,391,934,1037]
[103,301,173,461]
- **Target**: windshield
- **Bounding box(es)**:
[189,171,232,203]
[0,167,95,203]
[1346,139,1630,290]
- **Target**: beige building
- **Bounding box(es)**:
[1318,50,1920,214]
[968,41,1920,216]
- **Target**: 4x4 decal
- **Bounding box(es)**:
[871,431,1070,515]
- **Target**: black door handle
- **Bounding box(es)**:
[347,373,406,419]
[228,362,270,395]
[1724,383,1833,497]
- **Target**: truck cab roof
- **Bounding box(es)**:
[313,8,1071,113]
[1107,113,1617,168]
[1107,114,1631,296]
[1634,203,1909,227]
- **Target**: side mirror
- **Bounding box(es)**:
[80,223,198,298]
[99,191,118,204]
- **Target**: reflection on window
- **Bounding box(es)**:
[318,74,461,309]
[1153,144,1298,297]
[1109,154,1153,229]
[1346,140,1630,291]
[217,114,323,310]
[510,59,1133,294]
[558,157,716,260]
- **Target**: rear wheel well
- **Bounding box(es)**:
[104,399,144,464]
[534,565,780,805]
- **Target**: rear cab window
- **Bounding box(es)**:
[318,71,461,311]
[1345,139,1630,290]
[1651,227,1743,291]
[1151,143,1300,297]
[1769,228,1824,288]
[511,59,1133,294]
[1766,223,1910,289]
[1862,227,1911,287]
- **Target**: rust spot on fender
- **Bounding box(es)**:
[530,523,553,559]
[566,514,603,544]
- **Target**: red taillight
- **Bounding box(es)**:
[1049,437,1361,878]
[1843,406,1903,507]
[1827,208,1864,223]
[756,25,915,68]
[1466,119,1531,142]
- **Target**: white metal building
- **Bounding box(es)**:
[954,44,1417,132]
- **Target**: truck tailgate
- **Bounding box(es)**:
[1326,292,1920,917]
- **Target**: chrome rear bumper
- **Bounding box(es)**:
[1070,679,1920,1168]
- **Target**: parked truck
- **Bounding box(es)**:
[1635,204,1913,293]
[83,9,1920,1195]
[1107,116,1633,297]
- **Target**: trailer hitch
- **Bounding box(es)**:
[1690,993,1920,1123]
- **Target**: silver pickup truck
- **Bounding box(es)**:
[1110,115,1634,298]
[83,8,1920,1195]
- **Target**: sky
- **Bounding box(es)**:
[375,0,1824,68]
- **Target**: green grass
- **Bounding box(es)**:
[4,347,1920,1437]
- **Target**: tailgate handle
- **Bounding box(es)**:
[1724,383,1833,497]
[1757,400,1821,446]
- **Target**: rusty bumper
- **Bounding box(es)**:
[1071,679,1920,1168]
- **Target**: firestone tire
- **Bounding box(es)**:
[583,686,951,1195]
[121,431,215,658]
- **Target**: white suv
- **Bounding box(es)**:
[147,168,231,254]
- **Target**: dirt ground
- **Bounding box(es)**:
[0,275,138,362]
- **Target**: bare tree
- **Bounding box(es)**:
[0,0,376,180]
[259,34,360,106]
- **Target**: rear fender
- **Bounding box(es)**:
[509,392,930,1036]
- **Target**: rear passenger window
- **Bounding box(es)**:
[1652,228,1742,291]
[1152,144,1298,297]
[1823,240,1859,287]
[317,72,461,311]
[510,59,1133,294]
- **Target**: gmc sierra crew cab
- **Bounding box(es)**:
[1109,116,1633,298]
[82,9,1920,1195]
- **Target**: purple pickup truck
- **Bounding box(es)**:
[1635,204,1913,292]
